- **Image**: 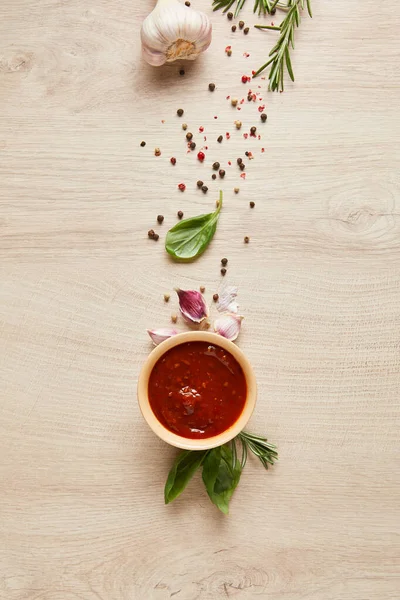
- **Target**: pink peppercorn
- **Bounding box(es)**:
[178,183,186,191]
[197,151,205,162]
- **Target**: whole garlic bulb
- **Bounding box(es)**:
[141,0,212,67]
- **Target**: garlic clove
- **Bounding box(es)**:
[147,328,178,346]
[214,314,244,341]
[175,288,208,324]
[217,285,239,314]
[141,0,212,67]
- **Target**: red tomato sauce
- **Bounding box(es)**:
[148,341,247,439]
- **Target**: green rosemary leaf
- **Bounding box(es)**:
[285,46,295,81]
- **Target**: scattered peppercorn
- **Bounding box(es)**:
[179,69,185,76]
[219,169,225,178]
[221,258,228,266]
[250,201,255,208]
[177,108,184,117]
[245,151,249,157]
[234,187,240,194]
[197,151,205,162]
[250,126,257,135]
[271,7,276,15]
[227,49,232,57]
[261,113,267,122]
[182,123,188,130]
[239,20,245,29]
[208,83,216,92]
[178,183,186,191]
[213,161,220,170]
[177,210,184,219]
[239,162,245,171]
[164,293,170,302]
[140,141,146,147]
[231,25,237,32]
[200,286,206,293]
[237,157,243,165]
[148,229,155,239]
[197,180,204,188]
[170,157,177,165]
[244,236,250,244]
[217,135,223,143]
[185,0,190,5]
[247,94,253,102]
[213,293,219,302]
[186,132,193,141]
[202,185,208,194]
[231,98,238,107]
[171,314,178,323]
[157,215,164,224]
[212,174,217,180]
[235,120,242,129]
[244,27,249,34]
[190,141,196,150]
[227,11,233,19]
[241,75,249,84]
[153,233,159,241]
[221,268,227,276]
[155,147,161,156]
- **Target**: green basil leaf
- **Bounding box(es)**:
[202,445,242,515]
[164,450,208,504]
[165,192,223,262]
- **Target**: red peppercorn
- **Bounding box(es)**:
[170,157,177,165]
[241,75,249,84]
[178,183,186,191]
[197,151,205,162]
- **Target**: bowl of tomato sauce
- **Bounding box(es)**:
[138,331,257,450]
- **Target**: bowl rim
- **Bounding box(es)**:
[137,331,257,450]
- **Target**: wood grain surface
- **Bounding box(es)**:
[1,1,399,598]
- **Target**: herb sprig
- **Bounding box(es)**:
[254,0,312,91]
[164,430,278,514]
[212,0,291,17]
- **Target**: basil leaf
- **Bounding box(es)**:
[202,445,242,515]
[165,192,223,262]
[164,450,208,504]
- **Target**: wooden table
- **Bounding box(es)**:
[1,1,399,598]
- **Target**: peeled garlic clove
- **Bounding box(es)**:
[147,328,178,345]
[141,0,212,67]
[176,288,208,324]
[217,285,239,314]
[214,314,244,341]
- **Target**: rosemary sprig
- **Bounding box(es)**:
[212,0,291,16]
[237,431,278,469]
[253,0,312,91]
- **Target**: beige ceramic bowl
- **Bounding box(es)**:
[137,331,257,450]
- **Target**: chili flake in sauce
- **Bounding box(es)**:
[148,341,247,439]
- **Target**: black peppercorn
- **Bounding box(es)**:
[208,83,216,92]
[221,267,227,276]
[250,201,255,208]
[244,236,250,244]
[247,94,253,102]
[212,161,220,171]
[271,7,276,15]
[250,126,257,135]
[217,135,223,143]
[179,69,185,76]
[186,132,193,141]
[221,258,228,266]
[140,141,146,147]
[212,174,217,180]
[202,185,208,194]
[177,108,184,117]
[213,293,219,302]
[231,25,237,32]
[261,113,267,122]
[244,27,249,35]
[157,215,164,224]
[153,233,159,241]
[190,141,196,150]
[197,180,203,188]
[237,157,243,165]
[185,0,190,5]
[239,20,245,29]
[148,229,155,239]
[227,11,233,20]
[177,210,184,219]
[219,169,225,178]
[239,162,245,171]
